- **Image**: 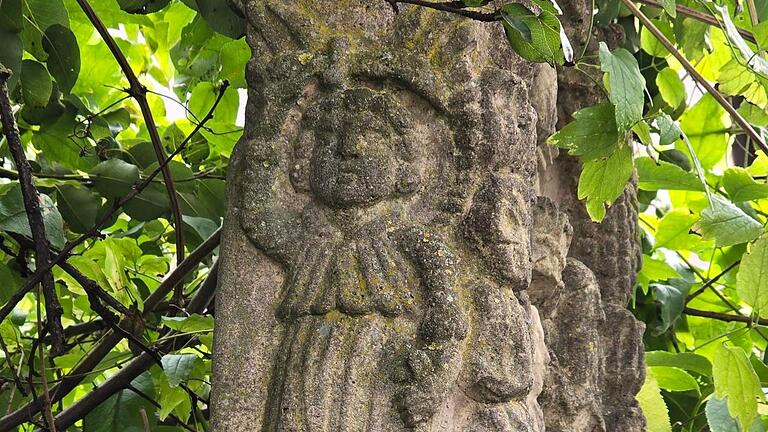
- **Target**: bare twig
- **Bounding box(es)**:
[685,307,768,326]
[389,0,499,21]
[74,0,186,265]
[35,288,57,432]
[635,0,756,44]
[685,261,740,304]
[0,229,221,430]
[621,0,768,156]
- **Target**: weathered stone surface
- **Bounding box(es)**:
[213,1,645,431]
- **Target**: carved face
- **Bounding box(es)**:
[309,114,405,209]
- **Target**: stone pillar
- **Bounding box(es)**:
[212,1,645,431]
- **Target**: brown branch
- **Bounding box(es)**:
[74,0,185,265]
[48,258,221,430]
[389,0,500,21]
[685,260,740,304]
[634,0,756,44]
[0,81,229,327]
[684,307,768,326]
[0,67,65,360]
[0,229,221,430]
[620,0,768,156]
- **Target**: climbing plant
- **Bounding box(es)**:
[0,0,766,431]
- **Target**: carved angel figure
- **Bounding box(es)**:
[238,80,541,431]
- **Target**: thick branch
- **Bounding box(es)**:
[74,0,185,265]
[620,0,768,155]
[0,229,221,430]
[0,67,65,358]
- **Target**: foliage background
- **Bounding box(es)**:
[0,0,767,431]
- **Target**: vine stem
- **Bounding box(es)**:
[634,0,756,43]
[74,0,186,266]
[620,0,768,156]
[0,67,66,358]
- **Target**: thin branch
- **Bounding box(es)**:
[0,81,228,326]
[0,66,65,357]
[47,258,221,430]
[620,0,768,156]
[74,0,185,265]
[635,0,756,44]
[0,229,221,431]
[685,307,768,326]
[389,0,500,21]
[685,260,740,304]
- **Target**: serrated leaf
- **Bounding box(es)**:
[577,145,634,221]
[638,368,672,432]
[645,351,712,376]
[501,1,564,64]
[161,354,198,388]
[20,59,52,107]
[0,184,65,249]
[707,395,766,432]
[696,195,763,247]
[655,210,699,250]
[737,236,768,317]
[599,42,646,134]
[723,168,768,202]
[713,344,764,432]
[677,94,730,169]
[637,157,704,192]
[42,24,80,94]
[656,67,686,109]
[649,366,700,393]
[89,159,141,199]
[547,103,618,160]
[161,314,213,334]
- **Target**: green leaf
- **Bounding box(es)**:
[0,184,66,249]
[641,20,675,57]
[715,5,768,76]
[194,0,245,39]
[599,42,646,134]
[659,0,676,17]
[645,351,712,376]
[653,282,687,333]
[188,81,238,124]
[0,30,23,92]
[161,314,213,334]
[696,195,763,247]
[0,0,22,33]
[501,1,564,64]
[123,183,170,221]
[42,24,81,94]
[658,149,691,172]
[677,94,730,169]
[547,103,619,160]
[656,67,686,109]
[723,168,768,202]
[713,344,764,432]
[157,385,189,422]
[654,210,699,250]
[649,366,700,393]
[219,38,249,88]
[638,368,672,432]
[117,0,171,14]
[707,395,766,432]
[83,371,157,432]
[55,184,101,234]
[20,0,69,60]
[655,113,683,146]
[89,159,141,199]
[19,59,52,107]
[737,236,768,317]
[161,354,198,388]
[636,157,704,192]
[577,145,634,221]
